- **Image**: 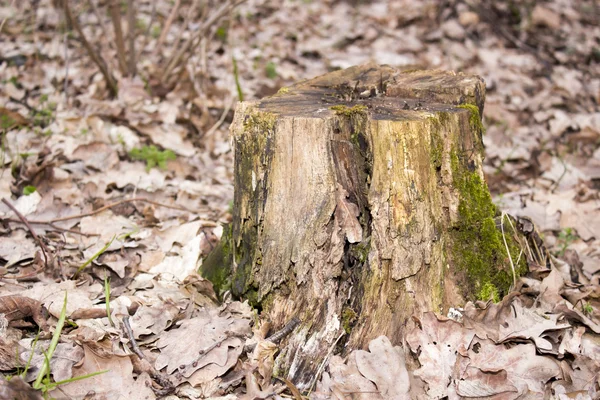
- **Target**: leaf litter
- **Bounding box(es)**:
[1,0,599,399]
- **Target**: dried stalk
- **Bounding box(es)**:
[161,0,245,82]
[126,0,137,76]
[152,0,181,57]
[63,0,118,97]
[109,0,128,75]
[87,0,110,44]
[135,0,157,63]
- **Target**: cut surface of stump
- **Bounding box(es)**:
[202,63,526,387]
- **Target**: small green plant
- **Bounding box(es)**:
[216,25,228,41]
[128,145,176,171]
[583,302,594,315]
[556,227,577,256]
[265,61,278,79]
[31,292,108,395]
[151,25,161,38]
[73,235,116,278]
[104,276,114,327]
[232,56,244,101]
[23,186,37,195]
[32,94,56,128]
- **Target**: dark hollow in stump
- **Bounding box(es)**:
[202,63,526,387]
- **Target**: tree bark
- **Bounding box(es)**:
[202,64,525,388]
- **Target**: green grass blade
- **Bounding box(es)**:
[33,292,67,390]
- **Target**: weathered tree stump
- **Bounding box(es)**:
[202,64,526,387]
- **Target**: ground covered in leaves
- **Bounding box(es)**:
[0,0,599,399]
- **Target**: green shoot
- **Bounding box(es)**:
[19,332,41,378]
[33,292,68,390]
[232,56,244,101]
[556,227,577,257]
[23,185,37,195]
[265,61,278,80]
[583,302,593,315]
[104,276,114,327]
[73,235,116,278]
[128,145,176,171]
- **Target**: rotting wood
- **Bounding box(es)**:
[201,63,527,387]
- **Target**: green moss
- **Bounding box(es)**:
[478,282,500,303]
[449,150,527,301]
[230,109,277,302]
[427,111,452,170]
[243,111,277,132]
[350,240,371,264]
[341,307,357,334]
[330,104,368,117]
[199,224,233,297]
[457,104,485,137]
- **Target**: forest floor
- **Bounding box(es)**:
[0,0,599,399]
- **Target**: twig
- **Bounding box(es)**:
[63,0,118,97]
[123,315,175,396]
[109,0,128,76]
[1,198,49,267]
[204,97,234,137]
[152,0,181,57]
[307,331,345,396]
[63,30,70,101]
[21,197,198,225]
[500,212,517,288]
[8,96,38,113]
[161,0,244,81]
[135,0,157,63]
[3,219,100,237]
[126,0,137,76]
[0,0,16,34]
[87,0,110,44]
[123,316,145,359]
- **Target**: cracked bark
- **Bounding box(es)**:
[222,64,496,387]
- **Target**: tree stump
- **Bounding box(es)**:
[202,64,526,387]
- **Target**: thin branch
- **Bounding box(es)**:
[87,0,110,43]
[109,0,128,76]
[204,97,233,138]
[63,0,118,97]
[161,0,244,81]
[63,30,70,101]
[123,316,145,359]
[152,0,180,57]
[135,0,157,63]
[2,198,49,267]
[0,0,16,34]
[20,197,200,225]
[126,0,137,76]
[3,219,100,237]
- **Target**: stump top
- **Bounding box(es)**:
[258,63,485,121]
